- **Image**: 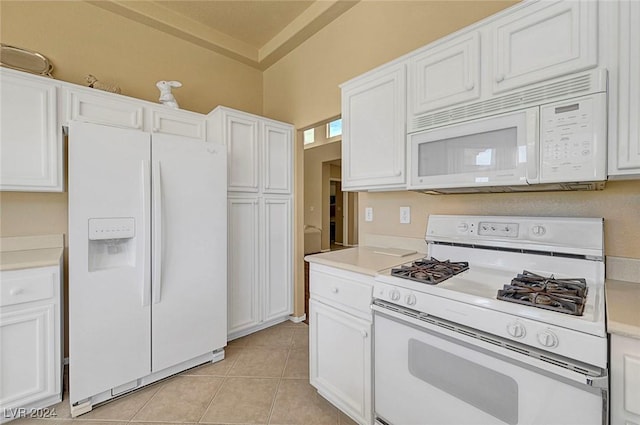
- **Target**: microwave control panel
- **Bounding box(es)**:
[540,93,606,182]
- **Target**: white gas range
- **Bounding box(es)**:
[372,215,608,425]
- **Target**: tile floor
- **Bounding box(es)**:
[12,321,356,425]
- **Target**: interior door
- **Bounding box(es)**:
[68,121,151,404]
[150,134,227,372]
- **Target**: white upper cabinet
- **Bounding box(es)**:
[408,31,481,119]
[224,111,260,192]
[608,0,640,178]
[262,122,293,194]
[149,107,206,140]
[341,62,406,191]
[0,69,63,192]
[64,86,144,130]
[208,106,293,194]
[490,0,598,94]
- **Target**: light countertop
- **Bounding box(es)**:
[0,234,64,271]
[606,279,640,339]
[304,246,425,276]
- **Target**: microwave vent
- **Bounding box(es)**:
[411,72,598,132]
[415,181,606,195]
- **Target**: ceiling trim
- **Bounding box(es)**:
[87,0,358,70]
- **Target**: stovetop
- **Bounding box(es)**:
[374,243,606,336]
[497,270,588,316]
[390,257,469,284]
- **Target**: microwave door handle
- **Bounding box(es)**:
[526,109,539,183]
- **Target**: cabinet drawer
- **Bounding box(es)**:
[0,267,57,307]
[65,88,144,130]
[310,270,372,314]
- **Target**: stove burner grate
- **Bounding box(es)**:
[390,257,469,285]
[497,270,588,316]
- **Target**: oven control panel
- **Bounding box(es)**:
[477,222,519,237]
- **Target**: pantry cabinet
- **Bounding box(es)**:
[611,334,640,425]
[0,68,63,192]
[408,31,480,118]
[309,264,373,425]
[210,106,294,339]
[607,0,640,178]
[227,195,293,339]
[341,62,406,191]
[0,264,63,420]
[490,0,598,94]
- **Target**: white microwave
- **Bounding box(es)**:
[408,93,607,193]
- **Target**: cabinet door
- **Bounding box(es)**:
[0,70,62,191]
[225,111,259,192]
[0,304,56,409]
[409,31,480,118]
[262,122,293,194]
[491,0,598,94]
[65,88,144,130]
[342,63,406,191]
[227,197,260,335]
[150,108,206,141]
[309,299,372,425]
[262,197,292,322]
[609,0,640,177]
[611,334,640,425]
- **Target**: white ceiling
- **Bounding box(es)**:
[88,0,359,70]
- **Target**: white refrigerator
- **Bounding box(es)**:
[68,121,227,414]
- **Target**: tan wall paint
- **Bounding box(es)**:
[263,1,518,316]
[0,1,262,115]
[358,181,640,259]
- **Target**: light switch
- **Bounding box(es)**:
[365,207,373,222]
[400,207,411,224]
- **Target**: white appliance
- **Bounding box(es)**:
[408,69,608,193]
[68,121,227,415]
[373,215,608,425]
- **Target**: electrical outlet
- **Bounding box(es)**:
[400,206,411,224]
[365,207,373,222]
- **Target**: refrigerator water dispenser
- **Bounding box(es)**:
[88,218,136,271]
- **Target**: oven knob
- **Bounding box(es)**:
[531,225,546,236]
[507,322,526,338]
[537,330,558,348]
[457,223,469,233]
[405,294,417,306]
[390,290,401,301]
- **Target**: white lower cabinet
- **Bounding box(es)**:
[227,195,292,339]
[611,334,640,425]
[0,265,62,423]
[308,264,373,425]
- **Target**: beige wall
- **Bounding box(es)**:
[263,0,519,316]
[0,1,262,115]
[358,181,640,258]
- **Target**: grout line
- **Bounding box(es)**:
[265,338,294,425]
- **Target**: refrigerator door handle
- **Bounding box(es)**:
[152,160,163,304]
[142,160,151,307]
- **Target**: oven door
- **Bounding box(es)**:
[373,307,607,425]
[407,108,538,190]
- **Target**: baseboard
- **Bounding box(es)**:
[288,314,306,323]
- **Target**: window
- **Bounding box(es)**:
[327,119,342,138]
[303,128,315,145]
